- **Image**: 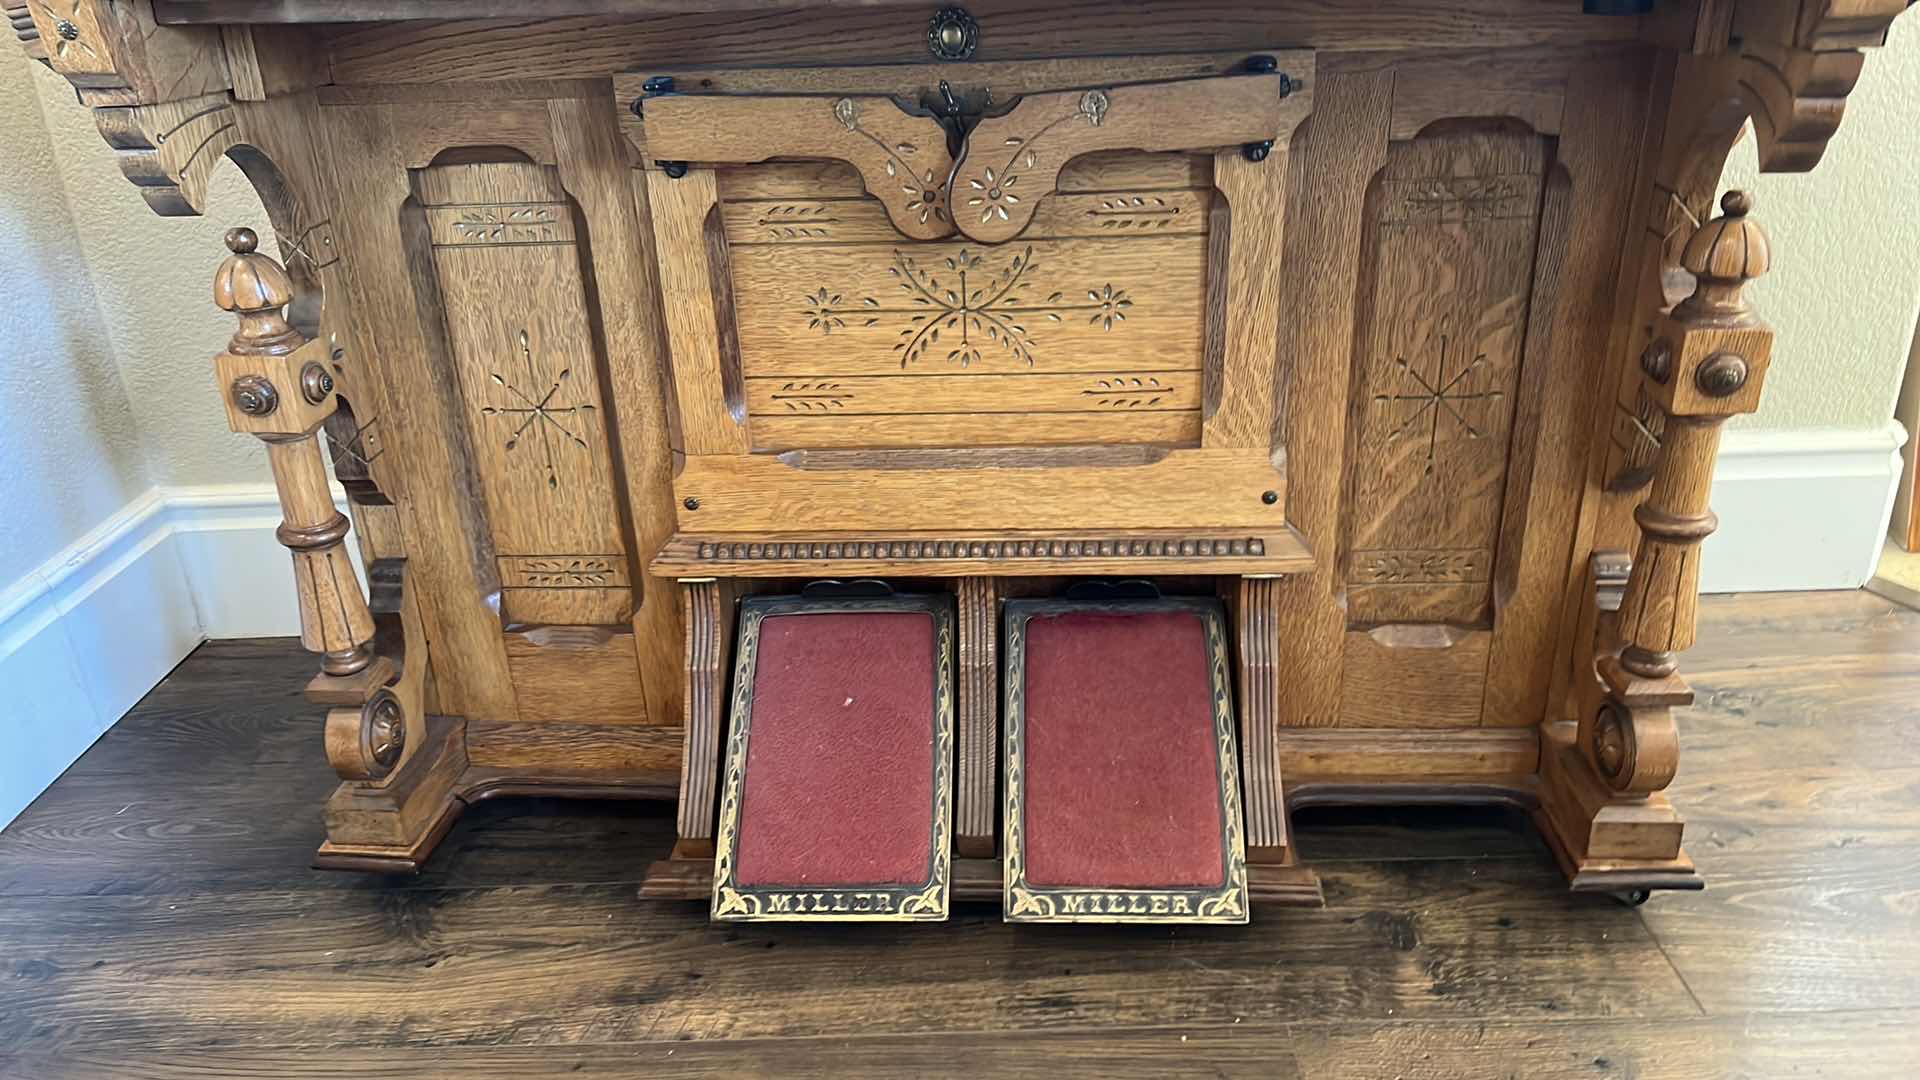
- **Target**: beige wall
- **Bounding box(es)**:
[0,51,152,584]
[21,55,270,498]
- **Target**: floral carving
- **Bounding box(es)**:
[797,246,1138,368]
[1371,318,1504,477]
[518,557,617,586]
[802,288,879,335]
[756,204,838,240]
[769,381,852,412]
[962,88,1113,224]
[1087,195,1183,230]
[30,0,97,63]
[833,97,948,228]
[449,205,559,244]
[1082,375,1169,409]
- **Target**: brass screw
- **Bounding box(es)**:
[300,362,334,404]
[230,374,279,417]
[1696,352,1749,398]
[1640,339,1674,384]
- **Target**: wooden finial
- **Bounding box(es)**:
[212,226,301,356]
[1675,190,1770,323]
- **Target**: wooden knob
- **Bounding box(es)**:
[213,227,292,316]
[1680,190,1770,285]
[1675,189,1769,321]
[212,226,301,355]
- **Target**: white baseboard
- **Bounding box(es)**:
[0,483,353,828]
[1701,422,1909,594]
[0,428,1901,828]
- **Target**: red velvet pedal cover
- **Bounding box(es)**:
[1003,597,1249,924]
[710,593,953,922]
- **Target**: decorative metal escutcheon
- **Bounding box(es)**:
[364,689,406,771]
[927,6,979,61]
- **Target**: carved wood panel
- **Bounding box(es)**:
[412,160,632,626]
[718,151,1211,451]
[1344,127,1547,627]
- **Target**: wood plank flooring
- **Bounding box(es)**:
[1,590,1917,1077]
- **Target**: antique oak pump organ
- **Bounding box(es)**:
[14,0,1906,921]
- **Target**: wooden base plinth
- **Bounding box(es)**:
[640,857,1324,907]
[1278,724,1702,896]
[313,716,679,873]
[1533,723,1702,893]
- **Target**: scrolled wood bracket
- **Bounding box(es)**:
[325,688,407,782]
[18,0,237,215]
[211,227,378,681]
[1588,191,1772,792]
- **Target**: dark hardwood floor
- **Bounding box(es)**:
[2,590,1917,1078]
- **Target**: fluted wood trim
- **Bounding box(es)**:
[1234,577,1290,861]
[954,576,998,858]
[674,580,730,856]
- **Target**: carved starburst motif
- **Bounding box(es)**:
[966,167,1019,224]
[798,247,1137,368]
[1372,318,1505,476]
[31,0,97,62]
[479,329,595,490]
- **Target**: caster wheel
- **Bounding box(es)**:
[1611,888,1651,907]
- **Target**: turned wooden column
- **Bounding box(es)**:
[212,227,375,678]
[1593,191,1772,793]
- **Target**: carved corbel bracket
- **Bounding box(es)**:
[22,0,228,102]
[19,0,241,214]
[1674,0,1909,179]
[94,91,240,216]
[1605,1,1903,493]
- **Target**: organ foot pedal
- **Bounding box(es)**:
[1002,596,1251,924]
[650,583,1280,924]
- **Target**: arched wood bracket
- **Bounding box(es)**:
[637,90,959,240]
[1721,0,1909,173]
[22,0,235,215]
[95,91,241,216]
[632,61,1312,245]
[950,69,1305,243]
[1602,1,1905,493]
[16,0,332,217]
